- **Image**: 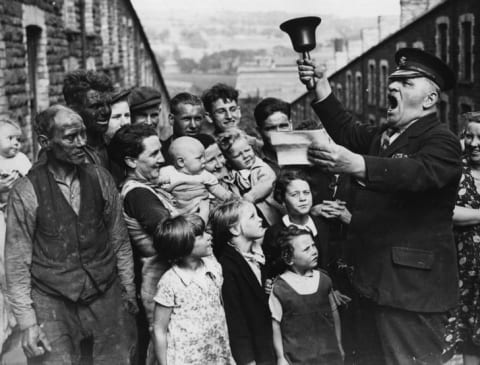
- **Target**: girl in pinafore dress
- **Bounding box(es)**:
[269,225,344,365]
[151,214,234,365]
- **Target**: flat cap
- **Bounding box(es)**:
[389,48,455,91]
[129,86,162,112]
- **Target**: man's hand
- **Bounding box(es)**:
[21,324,52,358]
[308,141,366,179]
[297,59,332,101]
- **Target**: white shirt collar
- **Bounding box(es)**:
[282,215,318,237]
[172,256,217,286]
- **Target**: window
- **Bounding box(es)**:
[435,17,449,63]
[346,71,353,110]
[379,60,389,108]
[396,41,407,50]
[412,41,424,50]
[336,84,343,104]
[459,14,474,83]
[355,71,363,113]
[367,60,376,105]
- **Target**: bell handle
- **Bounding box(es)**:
[302,51,316,90]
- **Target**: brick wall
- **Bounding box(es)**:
[0,0,170,159]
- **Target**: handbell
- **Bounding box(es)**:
[280,16,321,90]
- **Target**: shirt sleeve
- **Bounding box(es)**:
[153,270,176,307]
[269,290,283,322]
[246,160,276,201]
[4,178,38,330]
[123,187,171,235]
[96,167,135,299]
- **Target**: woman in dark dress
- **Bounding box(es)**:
[445,119,480,365]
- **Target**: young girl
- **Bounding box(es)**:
[263,168,330,278]
[217,128,282,226]
[152,214,234,365]
[270,225,344,365]
[210,199,275,365]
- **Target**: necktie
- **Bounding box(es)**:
[381,128,395,151]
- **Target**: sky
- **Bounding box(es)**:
[131,0,401,18]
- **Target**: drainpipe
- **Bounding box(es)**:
[79,0,86,68]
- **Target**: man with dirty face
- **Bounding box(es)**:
[63,69,114,168]
[297,48,461,364]
[4,105,137,364]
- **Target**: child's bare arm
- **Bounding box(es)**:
[243,165,276,202]
[208,183,233,201]
[272,320,289,365]
[152,304,172,365]
[329,292,345,359]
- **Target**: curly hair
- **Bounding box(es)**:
[107,123,158,169]
[273,225,313,273]
[201,83,239,115]
[273,168,311,203]
[216,128,250,156]
[153,214,205,265]
[63,69,113,107]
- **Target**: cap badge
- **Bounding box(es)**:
[399,56,407,66]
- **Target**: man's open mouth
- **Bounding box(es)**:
[387,94,398,111]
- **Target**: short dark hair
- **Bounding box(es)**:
[153,214,205,265]
[34,105,82,138]
[277,225,313,268]
[202,83,239,115]
[273,168,311,203]
[107,123,158,169]
[63,69,113,107]
[170,92,203,115]
[254,97,291,129]
[193,133,216,150]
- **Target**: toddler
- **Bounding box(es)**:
[152,214,234,365]
[0,120,32,210]
[210,199,275,364]
[270,225,344,365]
[217,128,282,226]
[159,136,232,221]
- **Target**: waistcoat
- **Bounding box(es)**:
[28,163,116,302]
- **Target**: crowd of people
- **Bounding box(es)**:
[0,46,477,365]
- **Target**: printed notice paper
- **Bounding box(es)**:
[270,129,332,166]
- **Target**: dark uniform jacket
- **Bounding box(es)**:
[312,94,462,313]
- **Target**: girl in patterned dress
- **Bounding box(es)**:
[151,214,234,365]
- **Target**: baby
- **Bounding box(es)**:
[0,120,31,350]
[0,120,32,210]
[217,128,283,226]
[159,136,232,220]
